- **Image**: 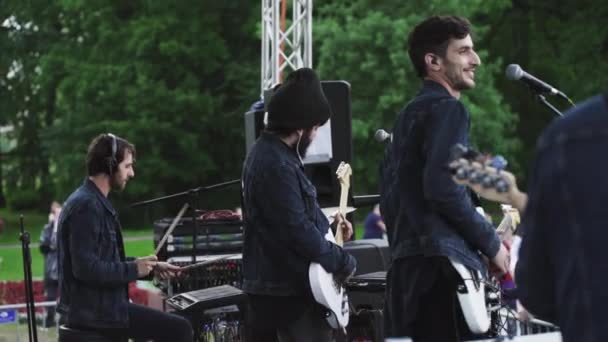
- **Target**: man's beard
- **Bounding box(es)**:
[110,173,126,192]
[445,61,474,91]
[296,131,313,158]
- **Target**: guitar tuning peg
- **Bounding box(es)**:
[454,166,470,180]
[468,169,485,184]
[489,155,508,171]
[480,173,495,188]
[494,177,510,193]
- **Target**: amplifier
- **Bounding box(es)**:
[343,238,390,275]
[346,271,386,311]
[166,285,247,314]
[346,271,386,292]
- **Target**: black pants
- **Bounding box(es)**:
[44,279,59,327]
[247,294,332,342]
[384,256,475,342]
[78,303,193,342]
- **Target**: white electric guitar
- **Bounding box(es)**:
[450,259,495,334]
[450,207,519,335]
[308,162,351,330]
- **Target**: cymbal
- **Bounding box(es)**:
[321,206,356,220]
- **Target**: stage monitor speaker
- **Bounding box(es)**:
[244,108,265,154]
[344,238,389,275]
[343,239,388,313]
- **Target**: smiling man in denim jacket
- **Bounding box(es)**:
[381,16,509,341]
[242,68,356,342]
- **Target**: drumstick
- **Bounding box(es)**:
[154,203,189,256]
[179,254,241,271]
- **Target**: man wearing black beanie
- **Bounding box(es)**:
[241,68,356,341]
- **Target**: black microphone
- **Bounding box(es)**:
[374,129,392,143]
[505,64,571,102]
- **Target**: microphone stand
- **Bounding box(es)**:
[19,215,38,342]
[131,179,241,288]
[536,93,564,117]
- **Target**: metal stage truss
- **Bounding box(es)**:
[260,0,312,96]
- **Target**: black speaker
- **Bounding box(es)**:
[244,108,265,153]
[343,239,389,275]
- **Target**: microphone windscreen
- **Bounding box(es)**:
[374,129,390,143]
[505,64,523,80]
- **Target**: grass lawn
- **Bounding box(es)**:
[0,238,155,282]
[0,207,366,281]
[0,208,155,281]
[0,238,154,282]
[0,208,48,245]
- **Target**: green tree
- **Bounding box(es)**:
[484,0,608,176]
[0,2,63,210]
[2,1,260,222]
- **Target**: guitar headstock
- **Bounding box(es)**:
[336,162,352,188]
[448,144,511,194]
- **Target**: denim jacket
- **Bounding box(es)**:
[40,221,59,282]
[383,80,500,272]
[515,94,608,342]
[57,179,138,329]
[241,132,356,296]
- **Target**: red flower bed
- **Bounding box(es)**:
[0,280,46,313]
[0,280,149,310]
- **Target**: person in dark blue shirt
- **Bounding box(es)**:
[57,134,192,341]
[453,94,608,342]
[242,68,356,342]
[40,201,62,328]
[363,204,386,239]
[381,16,509,341]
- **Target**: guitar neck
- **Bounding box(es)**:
[335,184,349,246]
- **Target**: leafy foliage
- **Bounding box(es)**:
[1,0,606,220]
[1,1,259,221]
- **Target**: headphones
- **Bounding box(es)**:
[107,133,118,175]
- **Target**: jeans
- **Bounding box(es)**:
[44,280,59,328]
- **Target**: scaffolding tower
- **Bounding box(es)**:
[260,0,312,97]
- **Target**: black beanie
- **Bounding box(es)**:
[267,68,332,130]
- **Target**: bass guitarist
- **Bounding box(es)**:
[241,67,356,342]
[380,15,509,341]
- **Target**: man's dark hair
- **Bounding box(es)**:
[408,16,472,78]
[264,124,300,138]
[86,133,136,176]
[264,124,316,139]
